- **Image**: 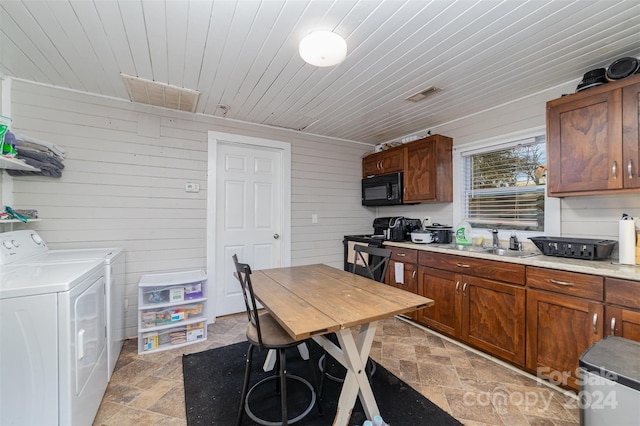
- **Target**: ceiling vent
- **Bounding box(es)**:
[406,86,442,102]
[121,74,200,112]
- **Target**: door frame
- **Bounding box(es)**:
[207,131,291,321]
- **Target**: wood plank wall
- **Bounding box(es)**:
[5,79,375,337]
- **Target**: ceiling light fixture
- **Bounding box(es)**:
[299,31,347,67]
[406,86,442,102]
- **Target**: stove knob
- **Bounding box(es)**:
[2,240,12,249]
[11,239,20,248]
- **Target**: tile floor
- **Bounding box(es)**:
[93,315,579,425]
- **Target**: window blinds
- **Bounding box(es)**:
[463,136,546,231]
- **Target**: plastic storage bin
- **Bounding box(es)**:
[137,270,207,353]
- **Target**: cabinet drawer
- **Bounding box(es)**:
[526,267,603,301]
[387,246,418,263]
[605,278,640,309]
[418,251,524,285]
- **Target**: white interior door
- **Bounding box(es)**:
[211,135,290,317]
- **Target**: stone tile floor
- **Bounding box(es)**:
[93,314,579,425]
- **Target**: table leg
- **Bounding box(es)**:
[313,321,380,425]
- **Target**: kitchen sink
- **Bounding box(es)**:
[433,244,540,258]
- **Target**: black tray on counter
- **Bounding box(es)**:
[529,237,617,260]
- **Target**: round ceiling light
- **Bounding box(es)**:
[299,31,347,67]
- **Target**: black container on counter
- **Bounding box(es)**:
[425,224,453,244]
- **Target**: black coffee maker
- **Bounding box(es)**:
[373,217,421,241]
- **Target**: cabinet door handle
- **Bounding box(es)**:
[455,281,460,295]
[610,317,616,336]
[412,270,416,280]
[397,253,406,257]
[628,159,634,179]
[548,279,574,287]
[612,161,618,179]
[463,282,468,297]
[456,263,470,268]
[593,313,598,335]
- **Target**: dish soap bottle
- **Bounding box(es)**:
[455,219,472,246]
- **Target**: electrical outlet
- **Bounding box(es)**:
[423,217,431,227]
[311,213,318,224]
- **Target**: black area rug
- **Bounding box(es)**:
[182,340,463,425]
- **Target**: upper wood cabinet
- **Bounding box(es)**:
[404,135,453,203]
[547,73,640,196]
[362,134,453,203]
[362,148,404,177]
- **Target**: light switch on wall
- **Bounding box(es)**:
[312,214,318,224]
[185,183,200,193]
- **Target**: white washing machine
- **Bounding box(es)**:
[0,230,120,425]
[21,246,126,379]
[0,231,125,379]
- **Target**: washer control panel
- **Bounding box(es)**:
[0,230,48,265]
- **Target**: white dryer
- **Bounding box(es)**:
[0,230,118,425]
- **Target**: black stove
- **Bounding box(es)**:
[342,216,421,274]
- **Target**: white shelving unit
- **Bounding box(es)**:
[137,269,207,354]
[0,156,40,171]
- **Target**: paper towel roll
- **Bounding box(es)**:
[619,219,636,265]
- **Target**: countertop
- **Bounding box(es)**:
[383,240,640,282]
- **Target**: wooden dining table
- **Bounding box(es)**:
[249,263,434,426]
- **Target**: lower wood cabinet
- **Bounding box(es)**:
[385,247,640,392]
[384,246,419,321]
[418,266,459,337]
[525,267,604,390]
[605,277,640,340]
[417,252,526,366]
[462,276,525,366]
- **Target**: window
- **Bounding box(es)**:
[462,136,546,232]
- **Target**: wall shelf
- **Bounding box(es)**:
[0,156,40,171]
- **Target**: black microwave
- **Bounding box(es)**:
[362,172,403,206]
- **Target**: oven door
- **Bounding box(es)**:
[361,172,403,206]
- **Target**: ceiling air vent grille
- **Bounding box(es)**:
[406,86,442,102]
[121,73,200,112]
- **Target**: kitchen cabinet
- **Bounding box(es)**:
[404,135,453,203]
[362,148,403,177]
[547,73,640,196]
[137,269,208,354]
[525,267,604,390]
[361,134,453,203]
[418,251,526,366]
[384,246,419,321]
[605,277,640,341]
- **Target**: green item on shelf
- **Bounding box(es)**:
[0,115,16,155]
[5,206,29,223]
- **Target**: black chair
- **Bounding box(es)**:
[232,254,321,426]
[319,245,392,384]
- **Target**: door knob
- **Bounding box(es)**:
[273,233,280,240]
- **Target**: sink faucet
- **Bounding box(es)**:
[492,229,500,249]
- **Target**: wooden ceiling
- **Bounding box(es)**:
[1,0,639,144]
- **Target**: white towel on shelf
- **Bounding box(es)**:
[394,262,404,284]
[15,133,67,159]
[347,241,369,266]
